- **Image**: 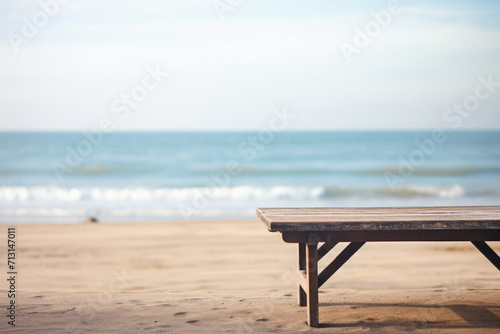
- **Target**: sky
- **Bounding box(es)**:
[1,0,500,131]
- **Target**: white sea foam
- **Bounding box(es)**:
[376,184,466,199]
[0,184,497,223]
[0,184,471,204]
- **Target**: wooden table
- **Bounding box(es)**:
[256,206,500,327]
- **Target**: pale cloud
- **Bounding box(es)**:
[1,0,499,131]
[403,6,481,17]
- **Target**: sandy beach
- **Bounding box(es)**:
[1,220,499,333]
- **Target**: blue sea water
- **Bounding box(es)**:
[0,131,499,223]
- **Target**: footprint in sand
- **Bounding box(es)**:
[174,312,187,316]
[129,300,144,305]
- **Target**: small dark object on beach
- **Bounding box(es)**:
[86,217,99,224]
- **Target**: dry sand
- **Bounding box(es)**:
[1,220,499,333]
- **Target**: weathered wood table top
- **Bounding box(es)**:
[257,206,500,232]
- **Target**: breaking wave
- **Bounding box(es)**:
[0,184,478,203]
[362,166,499,176]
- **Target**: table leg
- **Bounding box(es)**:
[298,243,307,306]
[471,241,500,271]
[306,240,319,327]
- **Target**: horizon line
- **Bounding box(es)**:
[1,128,500,133]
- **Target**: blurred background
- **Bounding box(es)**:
[1,0,499,223]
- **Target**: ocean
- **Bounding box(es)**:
[1,131,499,223]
